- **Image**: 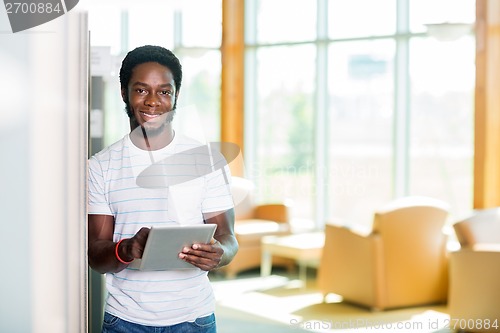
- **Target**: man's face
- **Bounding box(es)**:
[123,61,178,134]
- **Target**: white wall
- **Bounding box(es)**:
[0,9,88,333]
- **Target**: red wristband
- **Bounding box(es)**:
[115,239,133,264]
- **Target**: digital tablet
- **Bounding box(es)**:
[128,224,217,271]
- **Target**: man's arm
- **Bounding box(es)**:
[87,214,150,274]
[179,208,238,271]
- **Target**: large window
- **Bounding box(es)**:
[253,45,316,219]
[408,36,475,218]
[328,39,395,227]
[245,0,475,228]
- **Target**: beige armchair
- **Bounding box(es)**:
[318,196,449,310]
[452,208,500,246]
[219,177,292,278]
[448,208,500,333]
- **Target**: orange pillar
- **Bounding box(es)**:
[221,0,245,177]
[474,0,500,208]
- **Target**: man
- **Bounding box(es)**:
[88,45,238,333]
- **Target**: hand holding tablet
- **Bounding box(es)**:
[128,224,217,271]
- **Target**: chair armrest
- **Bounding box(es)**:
[318,224,383,308]
[325,225,380,268]
[254,204,290,223]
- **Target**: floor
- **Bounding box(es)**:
[210,268,455,333]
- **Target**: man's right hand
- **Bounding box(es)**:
[88,214,152,274]
[118,227,151,261]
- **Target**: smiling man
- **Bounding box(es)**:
[87,45,238,333]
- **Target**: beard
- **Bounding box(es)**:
[129,109,176,138]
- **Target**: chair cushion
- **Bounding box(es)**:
[235,219,290,244]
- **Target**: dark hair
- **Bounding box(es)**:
[119,45,183,117]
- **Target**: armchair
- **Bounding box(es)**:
[219,177,292,278]
[448,208,500,332]
[318,196,449,310]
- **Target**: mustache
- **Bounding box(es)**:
[130,109,177,129]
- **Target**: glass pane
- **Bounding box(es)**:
[408,36,475,220]
[181,0,222,47]
[175,50,221,143]
[88,6,122,55]
[103,77,131,146]
[327,40,395,228]
[410,0,475,33]
[252,45,316,220]
[128,5,175,50]
[329,0,396,39]
[256,0,316,43]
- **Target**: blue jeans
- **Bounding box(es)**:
[101,312,217,333]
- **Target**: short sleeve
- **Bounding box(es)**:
[88,157,113,216]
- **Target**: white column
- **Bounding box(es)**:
[0,11,88,333]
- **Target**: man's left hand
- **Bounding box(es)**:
[179,239,223,271]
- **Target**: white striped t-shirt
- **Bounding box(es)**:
[88,132,234,326]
